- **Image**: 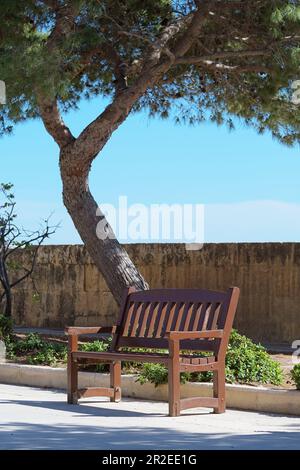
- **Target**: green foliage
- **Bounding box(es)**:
[137,363,168,387]
[291,363,300,390]
[9,333,67,366]
[79,339,110,353]
[137,363,191,387]
[0,1,299,144]
[225,330,283,385]
[0,314,13,340]
[5,331,283,386]
[7,334,112,368]
[79,339,110,371]
[137,330,283,387]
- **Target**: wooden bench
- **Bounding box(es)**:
[66,286,240,416]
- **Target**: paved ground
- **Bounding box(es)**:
[0,383,300,450]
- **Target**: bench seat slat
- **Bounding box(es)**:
[72,350,216,366]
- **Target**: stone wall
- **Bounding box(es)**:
[10,243,300,344]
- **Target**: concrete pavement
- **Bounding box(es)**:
[0,383,299,450]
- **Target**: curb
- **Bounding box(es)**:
[1,362,299,416]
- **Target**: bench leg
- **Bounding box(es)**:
[110,361,121,402]
[168,340,180,417]
[213,366,226,414]
[67,336,78,404]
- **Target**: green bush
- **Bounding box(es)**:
[8,334,112,368]
[6,330,283,387]
[225,330,283,385]
[137,363,193,387]
[0,314,13,340]
[137,330,283,387]
[9,333,67,366]
[79,339,110,372]
[13,333,44,352]
[291,364,300,390]
[137,363,168,387]
[80,340,109,353]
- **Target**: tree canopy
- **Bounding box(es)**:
[1,0,300,145]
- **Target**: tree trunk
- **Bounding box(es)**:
[4,286,12,318]
[37,2,216,307]
[0,259,12,317]
[60,151,149,305]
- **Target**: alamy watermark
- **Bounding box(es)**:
[292,340,300,365]
[95,196,204,250]
[291,80,300,105]
[0,80,6,104]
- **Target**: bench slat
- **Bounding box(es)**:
[73,350,216,366]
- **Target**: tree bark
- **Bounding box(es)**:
[60,152,149,305]
[0,258,12,317]
[3,286,12,317]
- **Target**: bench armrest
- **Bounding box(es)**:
[165,330,223,341]
[65,326,118,336]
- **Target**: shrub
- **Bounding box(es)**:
[225,330,283,385]
[9,333,67,366]
[8,334,112,368]
[137,330,283,387]
[0,314,13,341]
[137,363,192,387]
[79,340,110,372]
[80,340,109,353]
[291,364,300,390]
[14,333,44,352]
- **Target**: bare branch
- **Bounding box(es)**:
[7,223,57,289]
[175,48,273,65]
[196,60,273,74]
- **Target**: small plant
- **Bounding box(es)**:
[137,363,192,387]
[0,313,13,341]
[9,333,67,366]
[79,340,111,372]
[80,340,110,353]
[225,330,283,385]
[14,333,44,352]
[137,363,168,387]
[291,364,300,390]
[136,330,283,387]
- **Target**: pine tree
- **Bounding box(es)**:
[0,1,299,304]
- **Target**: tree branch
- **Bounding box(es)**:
[36,1,80,148]
[171,1,213,58]
[192,60,273,74]
[175,48,273,65]
[37,97,75,148]
[8,225,56,289]
[46,1,79,51]
[68,3,212,171]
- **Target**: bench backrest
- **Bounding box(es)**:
[113,287,240,356]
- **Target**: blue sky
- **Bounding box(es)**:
[1,97,300,244]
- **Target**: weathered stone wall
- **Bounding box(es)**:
[10,243,300,344]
